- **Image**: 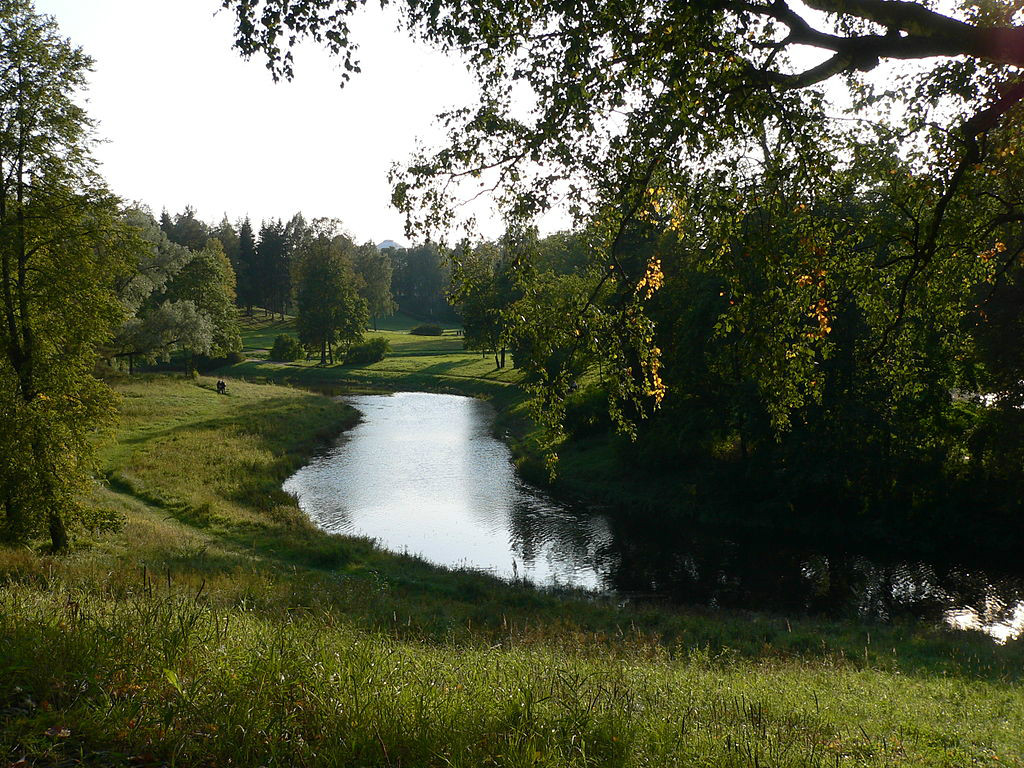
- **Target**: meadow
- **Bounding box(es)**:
[1,315,1023,766]
[225,312,523,404]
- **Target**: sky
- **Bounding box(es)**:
[33,0,489,245]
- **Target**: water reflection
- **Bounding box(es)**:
[284,392,1024,640]
[284,392,616,588]
[603,512,1024,640]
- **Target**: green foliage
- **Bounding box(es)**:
[1,374,1022,765]
[222,0,1024,450]
[255,218,290,318]
[269,333,304,362]
[114,211,242,370]
[343,336,390,365]
[236,217,258,310]
[391,243,454,320]
[293,220,369,364]
[409,323,444,336]
[353,243,397,329]
[211,215,241,274]
[165,238,243,359]
[450,237,519,367]
[161,204,210,252]
[0,0,135,548]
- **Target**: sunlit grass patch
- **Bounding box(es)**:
[3,367,1024,766]
[2,570,1022,767]
[221,312,524,397]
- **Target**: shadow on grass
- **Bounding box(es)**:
[103,378,1024,685]
[217,360,520,404]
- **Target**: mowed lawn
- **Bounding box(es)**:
[228,311,522,398]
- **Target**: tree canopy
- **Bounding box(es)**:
[293,220,369,364]
[0,0,136,548]
[222,0,1024,435]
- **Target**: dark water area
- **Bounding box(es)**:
[284,392,1024,640]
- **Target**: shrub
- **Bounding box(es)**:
[410,323,445,336]
[269,334,304,362]
[344,336,391,365]
[564,384,612,438]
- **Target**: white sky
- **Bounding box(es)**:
[34,0,492,245]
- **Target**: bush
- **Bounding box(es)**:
[269,334,304,362]
[564,384,612,438]
[344,337,390,365]
[410,323,445,336]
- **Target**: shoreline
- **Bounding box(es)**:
[2,372,1022,766]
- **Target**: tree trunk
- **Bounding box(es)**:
[4,495,24,541]
[500,347,506,369]
[48,509,68,551]
[320,338,327,365]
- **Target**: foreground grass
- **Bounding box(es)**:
[2,374,1023,766]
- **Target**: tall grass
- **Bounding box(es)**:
[4,570,1022,767]
[2,374,1023,766]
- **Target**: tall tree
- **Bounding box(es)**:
[163,238,242,363]
[236,217,257,313]
[256,219,287,316]
[391,243,451,320]
[211,215,240,274]
[0,0,134,549]
[223,0,1024,431]
[164,205,210,252]
[110,209,203,373]
[353,242,396,330]
[293,221,368,364]
[451,238,517,369]
[279,212,306,317]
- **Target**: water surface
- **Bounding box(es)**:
[284,392,614,588]
[285,391,1024,640]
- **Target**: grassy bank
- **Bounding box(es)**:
[1,372,1023,766]
[224,312,523,407]
[216,314,686,501]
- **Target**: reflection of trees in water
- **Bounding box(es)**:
[505,486,618,583]
[601,512,1024,624]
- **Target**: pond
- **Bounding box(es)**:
[284,391,1024,640]
[283,392,615,589]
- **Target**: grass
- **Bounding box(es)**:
[225,311,523,405]
[2,319,1024,765]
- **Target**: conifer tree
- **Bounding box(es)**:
[236,217,257,313]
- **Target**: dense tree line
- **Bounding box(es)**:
[387,242,454,322]
[159,206,399,327]
[451,142,1024,552]
[110,209,242,373]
